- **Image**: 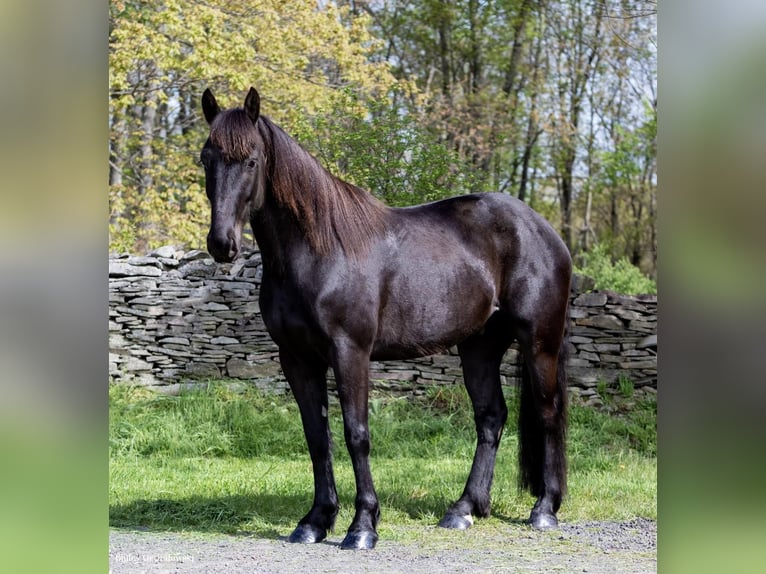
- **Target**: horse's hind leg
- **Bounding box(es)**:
[279,348,339,544]
[439,315,512,530]
[518,325,568,530]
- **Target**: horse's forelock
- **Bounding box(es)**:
[210,109,260,163]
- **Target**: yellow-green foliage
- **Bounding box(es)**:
[109,0,401,253]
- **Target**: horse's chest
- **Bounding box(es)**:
[259,282,317,347]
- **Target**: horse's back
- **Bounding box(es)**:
[369,193,569,359]
[391,192,569,270]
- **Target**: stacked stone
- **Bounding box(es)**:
[109,248,657,397]
[110,246,286,394]
[567,290,657,404]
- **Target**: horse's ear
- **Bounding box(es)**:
[202,88,220,125]
[244,87,260,124]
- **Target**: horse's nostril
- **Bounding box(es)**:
[207,230,238,262]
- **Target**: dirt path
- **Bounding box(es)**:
[110,518,656,573]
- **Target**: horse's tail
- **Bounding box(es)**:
[518,304,569,501]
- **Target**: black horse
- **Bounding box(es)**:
[200,87,572,550]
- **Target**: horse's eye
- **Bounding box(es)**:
[246,158,257,169]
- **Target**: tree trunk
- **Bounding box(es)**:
[136,75,159,247]
[467,0,482,94]
[437,5,452,98]
[559,147,576,250]
[109,111,124,189]
[138,96,157,196]
[516,17,543,202]
[502,0,532,97]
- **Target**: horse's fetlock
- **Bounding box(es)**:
[471,492,492,518]
[356,492,379,514]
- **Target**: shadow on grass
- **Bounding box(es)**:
[110,493,297,539]
[110,488,531,539]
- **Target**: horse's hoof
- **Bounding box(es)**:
[288,523,327,544]
[437,512,474,530]
[339,530,378,550]
[528,511,558,530]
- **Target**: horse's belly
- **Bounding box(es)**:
[371,222,502,360]
[372,278,497,360]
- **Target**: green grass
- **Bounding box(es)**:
[109,382,656,539]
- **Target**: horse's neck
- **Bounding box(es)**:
[250,195,307,279]
[254,117,385,267]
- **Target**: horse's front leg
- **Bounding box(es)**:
[279,349,338,544]
[332,339,380,550]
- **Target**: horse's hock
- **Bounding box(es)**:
[109,247,657,402]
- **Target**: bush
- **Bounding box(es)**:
[575,243,657,295]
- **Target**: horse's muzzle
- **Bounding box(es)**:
[207,230,239,263]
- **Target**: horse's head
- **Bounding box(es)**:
[200,87,267,263]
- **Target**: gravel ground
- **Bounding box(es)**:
[109,518,656,573]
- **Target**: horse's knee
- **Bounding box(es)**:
[344,423,371,455]
[474,403,508,445]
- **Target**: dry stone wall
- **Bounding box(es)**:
[109,247,657,402]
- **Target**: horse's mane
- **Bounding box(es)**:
[210,109,388,258]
